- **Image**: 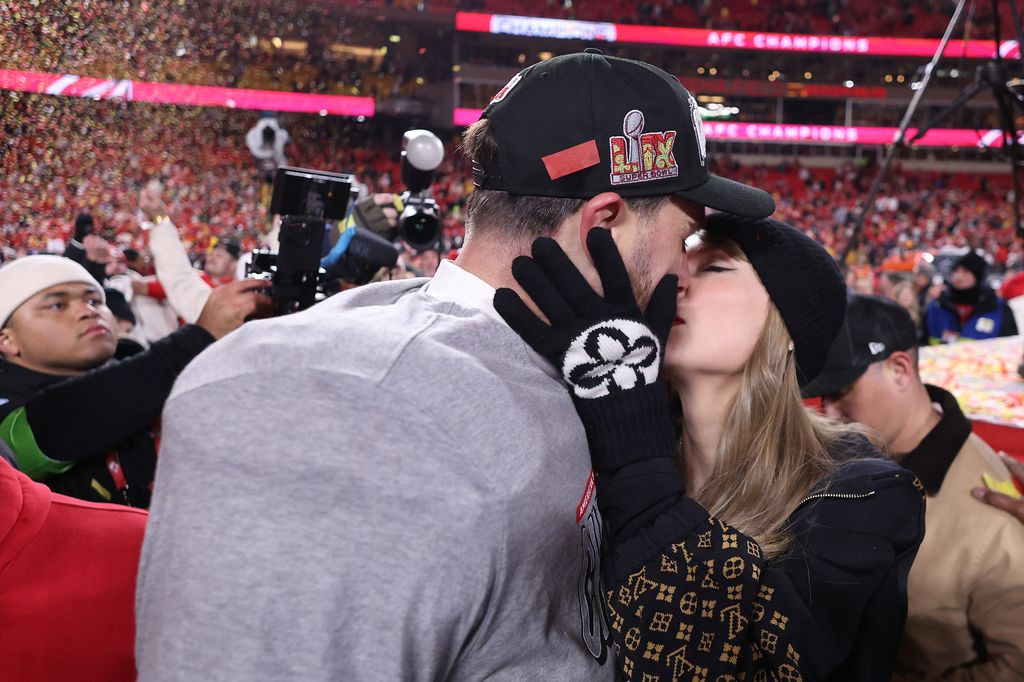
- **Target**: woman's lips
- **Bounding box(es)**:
[672,316,686,326]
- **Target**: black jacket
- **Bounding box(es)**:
[0,325,213,507]
[599,441,925,681]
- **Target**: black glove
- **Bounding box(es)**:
[494,228,679,473]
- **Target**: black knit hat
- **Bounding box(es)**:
[473,50,774,218]
[705,213,846,386]
[953,251,988,284]
[74,213,95,241]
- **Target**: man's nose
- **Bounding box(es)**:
[74,299,101,320]
[676,251,691,294]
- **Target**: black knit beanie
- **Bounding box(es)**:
[704,213,847,386]
[953,251,987,285]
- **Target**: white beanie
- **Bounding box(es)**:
[0,255,104,327]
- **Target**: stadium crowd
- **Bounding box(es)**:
[3,92,1021,289]
[2,5,1024,674]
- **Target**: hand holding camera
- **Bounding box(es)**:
[195,279,275,340]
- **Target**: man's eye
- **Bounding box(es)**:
[47,302,66,310]
[703,264,733,273]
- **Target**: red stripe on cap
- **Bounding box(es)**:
[542,140,600,180]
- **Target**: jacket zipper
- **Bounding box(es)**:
[797,490,875,509]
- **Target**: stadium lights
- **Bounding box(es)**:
[389,35,401,43]
[844,80,855,88]
[329,45,386,58]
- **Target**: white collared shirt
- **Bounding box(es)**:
[423,260,560,380]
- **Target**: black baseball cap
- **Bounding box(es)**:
[472,50,775,218]
[802,294,920,398]
[214,238,241,260]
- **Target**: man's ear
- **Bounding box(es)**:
[886,351,917,390]
[0,326,19,359]
[577,192,627,259]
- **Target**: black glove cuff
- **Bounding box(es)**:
[573,380,677,473]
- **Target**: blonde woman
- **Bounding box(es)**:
[891,279,923,331]
[496,214,924,681]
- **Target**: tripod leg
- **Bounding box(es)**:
[909,81,986,143]
[839,0,973,264]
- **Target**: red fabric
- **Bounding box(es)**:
[146,278,167,300]
[0,460,147,681]
[1001,272,1024,301]
[971,420,1024,460]
[954,303,973,327]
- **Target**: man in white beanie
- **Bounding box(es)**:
[0,255,271,507]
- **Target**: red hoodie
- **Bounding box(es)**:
[0,459,147,680]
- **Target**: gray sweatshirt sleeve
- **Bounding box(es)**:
[136,369,507,681]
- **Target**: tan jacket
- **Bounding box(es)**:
[896,432,1024,680]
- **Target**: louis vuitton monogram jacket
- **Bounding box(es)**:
[598,446,925,681]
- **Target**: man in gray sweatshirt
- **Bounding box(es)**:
[135,51,774,680]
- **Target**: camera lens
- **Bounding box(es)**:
[400,209,440,251]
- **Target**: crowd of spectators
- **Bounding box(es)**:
[0,0,450,99]
[3,90,1021,284]
[0,94,473,260]
[2,0,1009,107]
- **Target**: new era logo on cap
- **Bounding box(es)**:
[868,342,886,355]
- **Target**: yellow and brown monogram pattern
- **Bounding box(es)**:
[607,517,804,681]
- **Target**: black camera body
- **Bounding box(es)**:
[247,166,352,315]
[396,130,445,252]
[398,192,441,252]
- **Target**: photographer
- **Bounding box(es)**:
[0,255,271,507]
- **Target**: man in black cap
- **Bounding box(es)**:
[924,251,1017,343]
[203,238,240,284]
[805,294,1024,680]
[136,50,775,680]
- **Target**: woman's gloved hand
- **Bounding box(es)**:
[494,228,678,472]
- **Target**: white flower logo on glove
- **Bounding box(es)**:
[563,319,661,399]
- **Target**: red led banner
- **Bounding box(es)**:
[0,68,375,117]
[456,12,1019,59]
[453,108,1012,148]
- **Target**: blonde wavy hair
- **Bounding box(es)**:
[680,238,863,559]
